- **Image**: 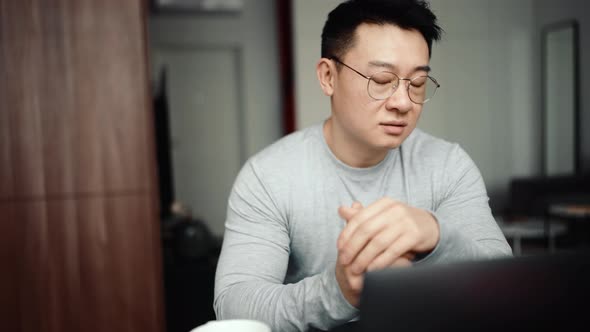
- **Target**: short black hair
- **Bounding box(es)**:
[321,0,442,59]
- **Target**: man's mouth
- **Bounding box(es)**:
[379,121,407,127]
[379,121,407,135]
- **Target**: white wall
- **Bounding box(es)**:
[150,0,282,158]
[149,0,281,234]
[293,0,537,212]
[293,0,342,129]
[425,0,537,210]
[534,0,590,174]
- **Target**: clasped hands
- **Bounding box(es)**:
[335,197,440,307]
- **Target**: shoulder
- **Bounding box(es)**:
[403,128,466,163]
[403,129,486,204]
[228,125,323,221]
[236,124,323,186]
[402,128,479,181]
[248,124,323,173]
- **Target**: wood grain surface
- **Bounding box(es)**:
[0,0,165,331]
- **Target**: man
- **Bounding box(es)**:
[214,0,512,331]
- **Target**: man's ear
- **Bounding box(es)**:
[316,58,336,96]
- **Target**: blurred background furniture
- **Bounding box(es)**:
[497,218,567,256]
[548,203,590,249]
[499,175,590,255]
[160,203,222,332]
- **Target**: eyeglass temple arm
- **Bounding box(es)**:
[329,57,371,79]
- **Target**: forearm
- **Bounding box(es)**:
[416,211,512,265]
[216,160,359,330]
[416,145,512,264]
[214,264,358,332]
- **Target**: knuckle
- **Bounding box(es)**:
[389,248,401,260]
[400,258,413,267]
[371,259,386,271]
[351,263,363,274]
[341,247,352,259]
[386,203,403,217]
[405,222,418,235]
[351,278,363,292]
[386,244,404,258]
[411,223,422,238]
[357,224,372,238]
[372,236,389,250]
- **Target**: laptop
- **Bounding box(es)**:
[358,251,590,332]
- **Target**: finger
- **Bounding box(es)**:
[389,256,413,268]
[339,208,399,266]
[338,198,395,250]
[366,235,416,272]
[349,224,402,274]
[402,252,416,261]
[346,269,365,293]
[338,205,358,221]
[339,198,406,264]
[338,201,364,222]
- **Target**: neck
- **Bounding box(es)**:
[323,118,389,168]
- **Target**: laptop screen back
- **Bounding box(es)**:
[359,252,590,332]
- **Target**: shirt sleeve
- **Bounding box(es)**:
[416,144,513,265]
[213,161,358,332]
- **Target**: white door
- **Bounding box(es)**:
[152,48,243,236]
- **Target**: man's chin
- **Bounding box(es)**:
[376,135,405,149]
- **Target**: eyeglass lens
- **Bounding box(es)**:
[368,72,438,103]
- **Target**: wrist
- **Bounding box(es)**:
[335,264,361,307]
[418,209,440,252]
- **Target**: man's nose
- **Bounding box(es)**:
[384,81,413,113]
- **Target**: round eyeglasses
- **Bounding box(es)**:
[330,57,440,104]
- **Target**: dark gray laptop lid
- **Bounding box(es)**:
[359,251,590,332]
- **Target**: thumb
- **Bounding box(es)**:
[338,202,363,221]
[351,201,363,210]
[338,205,357,221]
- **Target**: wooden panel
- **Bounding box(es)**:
[77,196,124,332]
[1,196,164,332]
[0,0,164,332]
[38,0,77,197]
[0,0,165,331]
[0,8,14,199]
[95,1,152,193]
[17,200,50,332]
[0,79,13,199]
[76,195,163,332]
[103,195,164,331]
[1,0,46,198]
[0,203,21,332]
[0,0,154,197]
[6,200,80,332]
[67,0,151,194]
[16,199,84,332]
[45,198,82,332]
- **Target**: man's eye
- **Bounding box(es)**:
[371,72,395,85]
[411,77,427,87]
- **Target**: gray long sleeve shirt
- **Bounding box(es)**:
[214,123,512,331]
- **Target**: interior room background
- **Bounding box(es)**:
[2,0,588,332]
[150,2,589,327]
[150,0,590,239]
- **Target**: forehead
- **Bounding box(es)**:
[345,23,429,71]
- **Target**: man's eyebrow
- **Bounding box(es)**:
[368,61,431,73]
[415,65,431,73]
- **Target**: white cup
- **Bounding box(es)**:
[190,319,271,332]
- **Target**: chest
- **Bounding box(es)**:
[283,166,436,281]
